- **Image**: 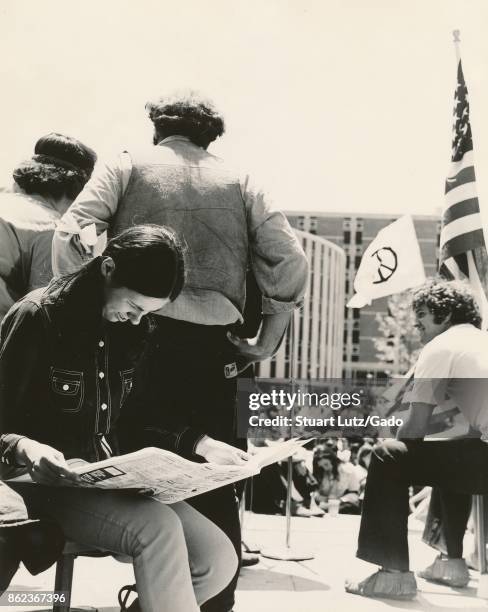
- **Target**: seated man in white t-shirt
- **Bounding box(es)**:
[345,279,488,601]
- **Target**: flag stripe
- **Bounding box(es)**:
[445,166,476,193]
[448,149,474,174]
[445,181,478,208]
[440,212,483,246]
[441,228,485,261]
[442,197,480,225]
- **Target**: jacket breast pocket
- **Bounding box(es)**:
[50,368,84,414]
[120,368,135,406]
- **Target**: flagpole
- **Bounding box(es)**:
[453,30,488,326]
[452,29,461,62]
[456,26,488,305]
[453,29,488,596]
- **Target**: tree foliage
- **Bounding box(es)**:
[374,292,421,376]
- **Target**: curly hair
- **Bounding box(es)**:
[13,133,97,200]
[411,278,481,328]
[146,91,225,149]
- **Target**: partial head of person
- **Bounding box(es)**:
[146,91,225,150]
[100,224,186,325]
[411,278,481,344]
[357,443,373,470]
[313,447,339,479]
[12,132,97,206]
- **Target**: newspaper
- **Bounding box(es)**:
[9,439,308,504]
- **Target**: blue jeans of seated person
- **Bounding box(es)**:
[9,483,237,612]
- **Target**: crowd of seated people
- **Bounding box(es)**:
[249,437,376,516]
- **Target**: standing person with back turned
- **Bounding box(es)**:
[0,132,96,323]
[52,91,308,612]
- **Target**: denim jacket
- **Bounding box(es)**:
[53,137,308,325]
[0,259,155,477]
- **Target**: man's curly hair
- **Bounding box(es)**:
[146,91,225,149]
[13,133,96,201]
[411,278,481,328]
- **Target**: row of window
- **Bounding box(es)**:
[343,329,360,344]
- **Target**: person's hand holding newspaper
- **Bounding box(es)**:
[195,436,251,465]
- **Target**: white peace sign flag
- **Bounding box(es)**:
[347,215,426,308]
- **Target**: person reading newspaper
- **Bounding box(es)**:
[9,439,307,504]
[0,225,238,612]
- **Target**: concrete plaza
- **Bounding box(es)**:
[6,512,488,612]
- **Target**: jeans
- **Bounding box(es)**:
[190,485,241,612]
[9,483,237,612]
[357,439,488,571]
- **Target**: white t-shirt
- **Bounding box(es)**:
[409,324,488,439]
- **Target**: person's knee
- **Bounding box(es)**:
[202,529,238,602]
[373,439,408,463]
[129,501,184,557]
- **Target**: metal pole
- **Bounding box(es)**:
[261,310,314,561]
[285,456,293,548]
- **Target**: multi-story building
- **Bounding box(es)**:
[256,230,345,380]
[286,212,441,381]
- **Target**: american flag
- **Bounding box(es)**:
[439,59,486,275]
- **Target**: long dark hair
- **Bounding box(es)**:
[47,225,186,316]
[104,225,186,300]
[313,448,340,481]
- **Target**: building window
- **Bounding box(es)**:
[353,309,360,320]
[270,360,276,377]
[352,330,360,344]
[343,231,351,244]
[355,231,362,243]
[343,218,351,230]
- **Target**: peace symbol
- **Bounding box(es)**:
[371,247,398,284]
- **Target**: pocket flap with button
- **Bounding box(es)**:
[50,368,84,413]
